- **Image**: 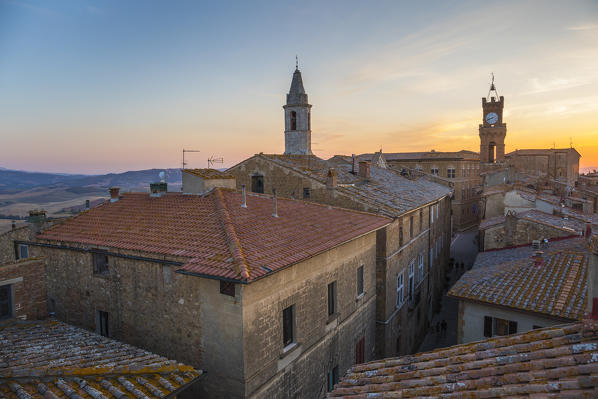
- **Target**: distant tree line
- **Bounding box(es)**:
[0,214,26,220]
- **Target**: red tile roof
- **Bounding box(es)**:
[329,320,598,398]
[183,168,235,179]
[449,250,588,321]
[0,319,202,399]
[37,189,390,282]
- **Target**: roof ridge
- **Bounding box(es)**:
[213,188,250,280]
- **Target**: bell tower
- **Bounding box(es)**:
[479,74,506,164]
[284,59,313,155]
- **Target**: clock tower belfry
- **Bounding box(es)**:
[479,74,506,164]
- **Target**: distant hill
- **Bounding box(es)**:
[0,168,181,192]
[0,167,182,217]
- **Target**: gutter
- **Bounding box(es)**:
[164,371,206,399]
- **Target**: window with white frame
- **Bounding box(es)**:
[430,167,439,176]
[417,253,424,283]
[447,167,455,178]
[408,261,415,302]
[396,273,404,308]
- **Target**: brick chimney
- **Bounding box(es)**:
[534,250,543,267]
[28,210,47,233]
[109,187,120,202]
[358,161,371,180]
[326,168,337,189]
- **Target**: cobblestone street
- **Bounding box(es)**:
[418,228,479,352]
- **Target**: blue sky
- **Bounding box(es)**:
[1,0,597,173]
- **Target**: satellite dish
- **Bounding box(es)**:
[159,171,166,182]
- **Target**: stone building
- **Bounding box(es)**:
[21,183,389,398]
[358,150,481,230]
[505,148,581,186]
[227,67,453,361]
[449,237,593,344]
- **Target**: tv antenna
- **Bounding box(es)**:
[207,155,224,169]
[182,149,201,169]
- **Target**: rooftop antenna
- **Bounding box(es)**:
[207,155,224,169]
[182,149,200,169]
[487,72,499,100]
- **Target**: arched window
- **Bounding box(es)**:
[488,142,496,163]
[290,111,297,130]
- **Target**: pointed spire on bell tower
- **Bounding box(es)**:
[283,58,313,155]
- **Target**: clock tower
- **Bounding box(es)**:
[479,75,506,164]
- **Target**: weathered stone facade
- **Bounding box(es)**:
[505,148,581,186]
[227,154,452,358]
[27,227,379,398]
[0,258,47,321]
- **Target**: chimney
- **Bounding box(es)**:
[241,185,247,208]
[534,250,543,267]
[272,188,278,218]
[109,187,120,202]
[28,210,47,233]
[351,154,357,175]
[326,168,337,189]
[85,199,90,209]
[11,220,16,230]
[358,161,371,180]
[150,182,168,198]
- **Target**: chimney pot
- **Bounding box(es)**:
[109,187,120,202]
[272,188,278,218]
[11,220,16,230]
[326,168,338,189]
[85,199,90,209]
[534,250,543,266]
[358,161,371,180]
[241,185,247,208]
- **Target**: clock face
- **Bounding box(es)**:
[485,112,498,124]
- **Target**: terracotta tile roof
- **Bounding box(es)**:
[255,154,451,217]
[449,249,588,321]
[328,320,598,398]
[37,189,390,282]
[182,168,235,179]
[0,319,202,398]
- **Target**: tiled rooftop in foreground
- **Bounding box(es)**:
[36,188,390,282]
[449,249,588,321]
[0,319,202,398]
[329,320,598,398]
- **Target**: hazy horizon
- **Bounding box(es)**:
[1,0,597,174]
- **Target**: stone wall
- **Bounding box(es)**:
[32,244,244,398]
[242,233,377,398]
[482,217,574,251]
[0,226,30,264]
[0,258,47,320]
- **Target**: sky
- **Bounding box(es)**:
[1,0,597,174]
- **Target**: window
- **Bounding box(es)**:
[408,261,415,302]
[357,266,364,296]
[328,281,337,317]
[417,253,424,283]
[17,244,29,260]
[484,316,517,337]
[290,111,297,130]
[430,167,438,176]
[395,336,401,355]
[303,187,310,199]
[327,366,339,392]
[396,273,404,308]
[399,226,404,246]
[0,285,12,319]
[355,337,365,364]
[97,310,109,337]
[282,305,295,347]
[447,168,455,178]
[220,280,235,297]
[93,252,109,275]
[251,175,264,193]
[409,216,414,237]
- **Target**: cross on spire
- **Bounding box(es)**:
[295,55,299,70]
